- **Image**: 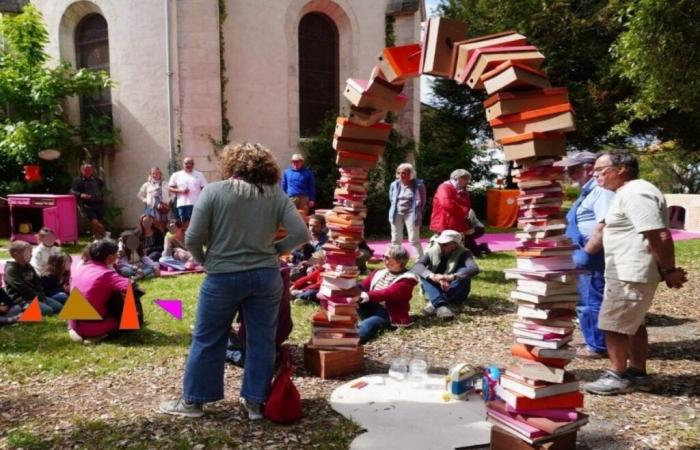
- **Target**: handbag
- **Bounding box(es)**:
[263,345,303,423]
[156,201,170,215]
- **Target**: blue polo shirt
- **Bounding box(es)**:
[281,166,316,201]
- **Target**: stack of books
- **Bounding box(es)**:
[306,42,421,378]
[445,27,586,450]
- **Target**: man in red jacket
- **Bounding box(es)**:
[430,169,472,236]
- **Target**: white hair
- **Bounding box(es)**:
[395,163,416,180]
[450,169,471,181]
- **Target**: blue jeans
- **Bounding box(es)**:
[358,302,391,343]
[40,295,65,315]
[577,270,607,353]
[177,205,194,222]
[421,277,472,308]
[183,268,282,404]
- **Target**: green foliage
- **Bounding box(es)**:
[639,146,700,194]
[612,0,700,147]
[301,113,412,236]
[0,4,119,197]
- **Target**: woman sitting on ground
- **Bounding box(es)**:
[357,245,418,343]
[161,219,196,270]
[68,239,132,344]
[138,214,165,261]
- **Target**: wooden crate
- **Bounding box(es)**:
[490,426,577,450]
[303,344,364,379]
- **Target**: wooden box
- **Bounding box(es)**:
[490,426,577,450]
[304,344,364,379]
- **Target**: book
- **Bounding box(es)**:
[335,150,379,169]
[510,343,571,368]
[333,135,387,155]
[516,334,573,349]
[452,32,528,82]
[510,290,579,304]
[486,409,548,440]
[348,105,386,127]
[516,256,575,271]
[516,178,565,190]
[483,87,569,121]
[490,103,576,141]
[517,300,577,311]
[377,43,422,82]
[490,400,589,435]
[495,384,584,410]
[499,374,579,399]
[420,17,469,77]
[481,60,551,95]
[517,306,576,321]
[343,79,408,113]
[318,285,361,299]
[513,320,574,335]
[512,327,571,341]
[504,404,579,422]
[335,118,392,141]
[366,75,404,98]
[515,279,577,295]
[515,246,574,258]
[504,268,581,283]
[311,332,360,348]
[460,46,546,89]
[320,274,358,291]
[501,131,567,161]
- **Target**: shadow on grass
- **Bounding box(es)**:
[645,313,695,327]
[571,367,700,397]
[648,338,700,361]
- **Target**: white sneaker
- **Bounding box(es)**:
[68,328,84,343]
[436,306,454,320]
[240,397,263,421]
[422,304,436,316]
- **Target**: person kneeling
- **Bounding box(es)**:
[413,230,479,320]
[357,245,418,343]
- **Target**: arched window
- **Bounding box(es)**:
[75,14,112,124]
[298,13,339,138]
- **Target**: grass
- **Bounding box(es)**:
[0,237,93,260]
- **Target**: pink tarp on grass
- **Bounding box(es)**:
[367,229,700,258]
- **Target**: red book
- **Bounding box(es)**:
[511,343,570,368]
[496,384,584,410]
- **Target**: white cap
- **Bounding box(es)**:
[436,230,463,245]
[291,153,304,161]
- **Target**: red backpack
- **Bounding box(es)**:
[264,345,303,423]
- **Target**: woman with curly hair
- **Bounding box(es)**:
[160,143,308,421]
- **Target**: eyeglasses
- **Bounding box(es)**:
[382,255,394,261]
[592,165,615,175]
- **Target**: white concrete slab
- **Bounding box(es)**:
[330,374,491,450]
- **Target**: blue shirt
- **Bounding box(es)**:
[576,178,614,239]
[281,166,316,201]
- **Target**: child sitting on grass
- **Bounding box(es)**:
[290,250,324,305]
[40,253,72,304]
[160,219,196,271]
[0,287,22,324]
[4,241,64,315]
[116,230,160,280]
[30,227,63,273]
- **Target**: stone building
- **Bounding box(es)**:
[12,0,424,225]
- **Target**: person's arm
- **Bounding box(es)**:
[416,181,426,209]
[453,252,480,280]
[168,173,181,195]
[275,196,309,254]
[137,182,148,203]
[583,222,605,255]
[69,177,81,197]
[4,265,38,302]
[644,228,686,287]
[412,253,433,278]
[103,269,131,293]
[185,187,211,263]
[281,171,288,194]
[358,272,374,292]
[367,277,417,304]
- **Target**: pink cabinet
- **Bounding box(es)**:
[7,194,78,245]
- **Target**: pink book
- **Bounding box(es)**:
[486,408,548,439]
[505,405,579,421]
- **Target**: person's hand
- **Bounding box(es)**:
[572,249,591,268]
[664,267,688,289]
[80,193,92,200]
[0,304,8,314]
[360,292,370,303]
[439,278,451,291]
[308,200,315,208]
[290,289,301,296]
[182,187,190,194]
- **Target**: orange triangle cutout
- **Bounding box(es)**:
[58,288,103,321]
[119,283,140,330]
[18,297,43,322]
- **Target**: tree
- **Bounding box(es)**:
[0,4,118,196]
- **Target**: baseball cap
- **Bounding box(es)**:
[436,230,463,245]
[291,153,304,161]
[556,151,598,168]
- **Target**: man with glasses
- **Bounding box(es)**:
[558,151,614,359]
[281,153,316,214]
[169,157,208,228]
[580,150,687,395]
[412,229,480,320]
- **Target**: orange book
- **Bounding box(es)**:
[335,118,392,141]
[378,43,422,82]
[483,87,569,121]
[491,103,576,141]
[481,60,551,95]
[336,150,380,170]
[510,343,570,368]
[496,385,584,411]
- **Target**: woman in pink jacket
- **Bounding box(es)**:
[68,239,131,344]
[357,245,418,343]
[429,169,472,234]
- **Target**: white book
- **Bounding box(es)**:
[516,334,573,349]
